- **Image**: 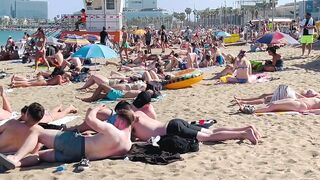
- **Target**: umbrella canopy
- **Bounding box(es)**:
[82,34,100,42]
[46,37,59,45]
[133,29,146,36]
[256,32,300,45]
[216,31,231,37]
[72,44,118,59]
[63,34,90,45]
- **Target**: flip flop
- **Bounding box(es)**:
[190,119,217,129]
[0,154,15,170]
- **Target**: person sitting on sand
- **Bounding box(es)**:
[263,46,283,72]
[234,85,320,105]
[0,86,12,121]
[77,83,142,102]
[10,74,69,88]
[222,50,252,84]
[114,101,261,144]
[0,106,135,170]
[237,97,320,114]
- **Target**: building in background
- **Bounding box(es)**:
[125,0,157,10]
[123,0,169,20]
[298,0,320,21]
[0,0,15,17]
[15,0,48,19]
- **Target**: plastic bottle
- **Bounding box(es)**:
[55,164,66,174]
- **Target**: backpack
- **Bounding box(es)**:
[158,135,199,154]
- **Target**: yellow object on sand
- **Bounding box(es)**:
[133,29,146,36]
[164,69,203,90]
[220,74,233,83]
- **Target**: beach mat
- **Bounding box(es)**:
[97,94,167,104]
[255,111,301,116]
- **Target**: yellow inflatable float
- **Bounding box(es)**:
[163,69,203,89]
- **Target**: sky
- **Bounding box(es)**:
[47,0,293,19]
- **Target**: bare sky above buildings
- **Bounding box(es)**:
[47,0,293,19]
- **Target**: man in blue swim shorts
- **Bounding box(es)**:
[77,83,141,103]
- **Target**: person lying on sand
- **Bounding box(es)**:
[76,83,142,102]
[237,97,320,114]
[10,74,69,88]
[77,73,147,91]
[0,86,13,121]
[115,101,261,145]
[0,103,78,153]
[0,103,45,153]
[0,106,135,170]
[234,85,320,105]
[67,91,157,132]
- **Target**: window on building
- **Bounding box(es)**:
[106,0,115,10]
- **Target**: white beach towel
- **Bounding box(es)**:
[0,113,79,126]
[300,18,315,35]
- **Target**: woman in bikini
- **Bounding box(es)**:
[33,27,50,71]
[10,74,69,88]
[263,46,283,72]
[225,50,252,84]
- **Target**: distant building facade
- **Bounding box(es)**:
[123,0,170,20]
[125,0,157,10]
[0,0,48,19]
[15,0,48,19]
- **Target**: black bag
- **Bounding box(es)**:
[146,81,162,98]
[158,135,199,154]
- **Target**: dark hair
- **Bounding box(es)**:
[173,53,179,58]
[21,105,28,114]
[27,102,45,122]
[133,91,152,109]
[267,46,279,54]
[161,25,166,30]
[81,9,86,12]
[115,100,132,112]
[306,12,311,16]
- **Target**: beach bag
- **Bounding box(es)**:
[158,135,199,154]
[146,81,162,98]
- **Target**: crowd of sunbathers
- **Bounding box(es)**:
[0,25,301,171]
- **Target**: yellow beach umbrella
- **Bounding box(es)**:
[133,29,146,36]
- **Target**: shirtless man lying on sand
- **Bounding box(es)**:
[115,101,261,145]
[0,103,78,153]
[10,74,69,88]
[67,91,157,132]
[237,97,320,114]
[0,106,136,170]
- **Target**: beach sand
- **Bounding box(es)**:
[1,45,320,179]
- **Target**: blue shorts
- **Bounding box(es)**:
[237,78,248,84]
[216,56,224,65]
[106,89,124,101]
[54,131,85,162]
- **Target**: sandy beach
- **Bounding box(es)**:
[1,45,320,179]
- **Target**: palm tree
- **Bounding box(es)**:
[185,8,192,24]
[193,9,198,27]
[227,7,233,25]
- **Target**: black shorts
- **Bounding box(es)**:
[146,41,151,46]
[167,119,202,139]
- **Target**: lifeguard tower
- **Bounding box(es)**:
[60,0,124,42]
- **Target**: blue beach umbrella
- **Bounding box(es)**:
[72,44,118,59]
[216,31,231,37]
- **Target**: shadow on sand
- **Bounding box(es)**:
[292,57,320,72]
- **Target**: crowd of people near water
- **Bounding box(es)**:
[0,11,318,172]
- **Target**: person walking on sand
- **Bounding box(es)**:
[300,13,315,57]
[75,9,87,31]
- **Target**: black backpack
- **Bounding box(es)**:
[158,135,199,154]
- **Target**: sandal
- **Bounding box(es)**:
[241,105,256,114]
[76,158,90,171]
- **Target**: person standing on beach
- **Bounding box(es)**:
[33,27,50,71]
[75,9,87,31]
[145,27,152,54]
[300,13,315,57]
[119,26,129,61]
[100,27,109,45]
